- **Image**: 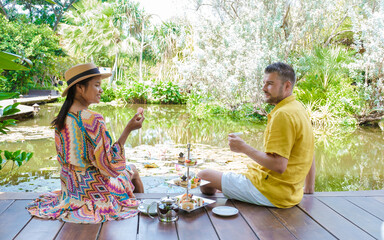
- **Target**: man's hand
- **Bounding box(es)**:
[304,156,316,194]
[228,134,247,153]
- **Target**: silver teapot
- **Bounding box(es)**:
[147,195,179,222]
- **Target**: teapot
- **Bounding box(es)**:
[147,195,179,222]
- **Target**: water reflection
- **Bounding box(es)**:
[0,103,383,192]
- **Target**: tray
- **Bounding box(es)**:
[174,194,215,212]
[165,178,210,189]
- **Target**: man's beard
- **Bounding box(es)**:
[264,86,285,105]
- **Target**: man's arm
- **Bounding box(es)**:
[304,155,316,194]
[228,134,288,174]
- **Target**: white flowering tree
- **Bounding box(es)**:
[177,0,352,111]
[175,0,384,119]
[348,1,384,123]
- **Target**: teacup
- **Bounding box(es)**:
[141,199,157,215]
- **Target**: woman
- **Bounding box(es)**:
[27,63,145,223]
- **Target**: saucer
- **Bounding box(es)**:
[212,206,238,216]
[138,204,157,215]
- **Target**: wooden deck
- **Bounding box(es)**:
[0,95,59,121]
[0,191,383,240]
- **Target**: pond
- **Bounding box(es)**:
[0,103,383,193]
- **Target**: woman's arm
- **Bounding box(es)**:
[117,108,145,146]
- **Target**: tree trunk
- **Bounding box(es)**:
[0,1,8,19]
[53,0,77,32]
[139,19,145,83]
[109,52,118,86]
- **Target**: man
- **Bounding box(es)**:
[198,62,315,208]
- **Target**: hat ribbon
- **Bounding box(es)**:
[67,68,100,86]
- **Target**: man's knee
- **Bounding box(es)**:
[128,164,139,178]
[197,169,210,179]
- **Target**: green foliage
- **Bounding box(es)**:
[0,150,33,169]
[0,15,66,93]
[0,61,34,172]
[151,81,186,104]
[101,80,187,104]
[0,51,29,70]
[100,85,118,102]
[119,81,149,104]
[294,46,360,127]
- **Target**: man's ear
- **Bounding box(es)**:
[284,80,292,92]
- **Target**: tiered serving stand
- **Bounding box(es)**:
[166,143,215,212]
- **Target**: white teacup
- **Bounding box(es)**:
[230,132,243,136]
[141,199,157,214]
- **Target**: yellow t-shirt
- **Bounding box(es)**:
[243,95,314,208]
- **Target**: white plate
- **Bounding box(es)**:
[138,204,157,215]
[212,206,239,216]
[166,179,210,189]
[175,194,216,212]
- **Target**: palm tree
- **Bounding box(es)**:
[59,0,145,84]
[150,21,192,81]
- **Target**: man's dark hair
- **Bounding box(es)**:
[265,62,296,86]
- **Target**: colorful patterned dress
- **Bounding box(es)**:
[27,109,140,223]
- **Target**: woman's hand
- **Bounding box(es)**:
[118,108,145,146]
[127,108,145,131]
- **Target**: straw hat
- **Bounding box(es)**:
[62,63,112,97]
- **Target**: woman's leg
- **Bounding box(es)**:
[128,164,144,193]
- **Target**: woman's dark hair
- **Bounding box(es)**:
[52,77,93,131]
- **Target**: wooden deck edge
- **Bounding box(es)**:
[309,190,384,197]
[0,192,226,200]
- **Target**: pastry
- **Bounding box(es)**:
[185,158,196,166]
[180,175,188,187]
[195,197,204,207]
[191,177,201,188]
[190,179,197,189]
[178,152,185,164]
[181,201,194,210]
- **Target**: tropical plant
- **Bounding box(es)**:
[0,15,66,93]
[119,81,149,104]
[0,51,34,172]
[59,0,147,84]
[0,0,77,31]
[151,80,186,104]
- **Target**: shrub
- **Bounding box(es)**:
[151,81,186,104]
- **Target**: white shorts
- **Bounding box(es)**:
[221,172,275,207]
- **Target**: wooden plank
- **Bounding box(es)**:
[373,196,384,205]
[312,190,384,197]
[55,222,101,240]
[0,200,32,240]
[0,192,226,200]
[346,196,384,220]
[134,192,225,199]
[137,213,178,240]
[232,200,296,240]
[270,205,335,239]
[0,192,40,200]
[299,196,374,239]
[177,206,219,240]
[0,200,14,215]
[15,217,64,240]
[318,196,382,239]
[98,216,138,240]
[205,198,257,240]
